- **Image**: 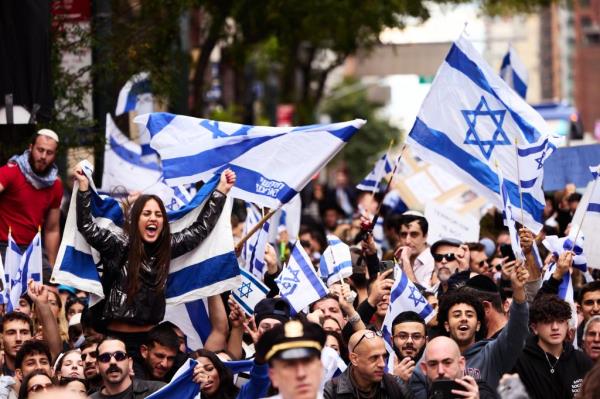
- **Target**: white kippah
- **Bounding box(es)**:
[37,128,59,143]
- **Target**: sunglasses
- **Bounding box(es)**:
[28,383,53,393]
[97,351,128,363]
[433,253,456,262]
[353,330,383,351]
[81,352,97,362]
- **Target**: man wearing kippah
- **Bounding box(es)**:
[0,130,62,273]
[256,319,325,399]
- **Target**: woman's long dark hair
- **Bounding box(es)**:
[124,194,171,301]
[193,349,239,399]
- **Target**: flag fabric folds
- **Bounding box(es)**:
[319,235,353,286]
[240,204,270,278]
[276,242,328,314]
[499,47,528,99]
[586,165,600,214]
[543,232,587,272]
[7,232,42,312]
[163,299,211,351]
[356,153,393,193]
[231,267,269,316]
[407,35,558,234]
[146,359,200,399]
[52,161,240,306]
[497,167,525,261]
[134,113,365,209]
[3,232,22,304]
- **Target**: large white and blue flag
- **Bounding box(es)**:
[407,36,559,234]
[146,358,200,399]
[319,235,353,287]
[499,47,528,99]
[134,113,364,209]
[276,242,328,314]
[498,167,525,261]
[357,153,393,193]
[231,267,269,316]
[8,232,42,312]
[163,299,211,351]
[240,204,270,278]
[3,232,22,304]
[0,247,5,304]
[52,160,241,306]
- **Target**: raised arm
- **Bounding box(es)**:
[28,281,62,361]
[203,295,230,352]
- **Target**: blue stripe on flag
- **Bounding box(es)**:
[333,261,352,275]
[161,134,285,179]
[166,252,239,299]
[60,247,101,281]
[166,175,219,222]
[445,44,541,144]
[90,193,124,226]
[512,72,527,98]
[184,299,212,343]
[224,164,298,204]
[242,269,270,295]
[327,125,361,142]
[291,249,328,298]
[109,137,160,171]
[520,178,537,189]
[224,360,254,374]
[588,203,600,213]
[410,117,544,222]
[146,112,176,137]
[517,139,548,156]
[390,270,408,304]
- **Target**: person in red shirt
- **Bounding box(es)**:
[0,129,62,270]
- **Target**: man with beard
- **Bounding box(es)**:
[391,312,427,383]
[429,238,469,296]
[80,337,103,394]
[90,337,164,399]
[0,130,62,270]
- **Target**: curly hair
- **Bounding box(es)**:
[530,294,572,324]
[438,291,487,341]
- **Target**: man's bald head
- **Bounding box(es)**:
[420,336,465,382]
[348,329,387,384]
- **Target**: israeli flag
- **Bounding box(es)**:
[356,153,393,193]
[134,113,365,209]
[407,36,559,234]
[498,167,525,261]
[381,265,435,368]
[586,165,600,215]
[0,246,5,304]
[52,160,241,306]
[3,232,22,303]
[320,346,347,390]
[231,267,269,316]
[8,232,42,312]
[146,358,200,399]
[319,235,353,287]
[240,204,270,278]
[500,47,528,99]
[543,231,587,272]
[276,242,328,314]
[115,72,155,160]
[163,299,211,351]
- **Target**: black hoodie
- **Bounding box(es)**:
[513,335,593,399]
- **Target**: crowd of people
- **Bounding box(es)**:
[0,129,599,399]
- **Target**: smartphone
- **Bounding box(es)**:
[379,260,395,280]
[500,243,516,262]
[430,379,464,399]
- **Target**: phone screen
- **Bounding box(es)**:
[500,243,516,262]
[430,379,463,399]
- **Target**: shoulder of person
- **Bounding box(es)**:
[132,378,166,393]
[476,379,500,399]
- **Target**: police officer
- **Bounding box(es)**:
[256,319,325,399]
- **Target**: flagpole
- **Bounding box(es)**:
[370,142,406,227]
[514,138,525,225]
[367,139,395,204]
[235,206,281,252]
[570,167,599,251]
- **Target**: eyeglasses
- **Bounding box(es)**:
[28,383,53,393]
[97,351,128,363]
[352,330,382,351]
[81,352,97,362]
[433,253,456,262]
[393,332,425,342]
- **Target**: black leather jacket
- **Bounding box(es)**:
[76,189,226,326]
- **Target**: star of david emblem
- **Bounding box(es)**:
[534,150,546,170]
[237,282,253,299]
[408,285,426,307]
[275,267,301,296]
[462,96,510,160]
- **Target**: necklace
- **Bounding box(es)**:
[544,351,561,374]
